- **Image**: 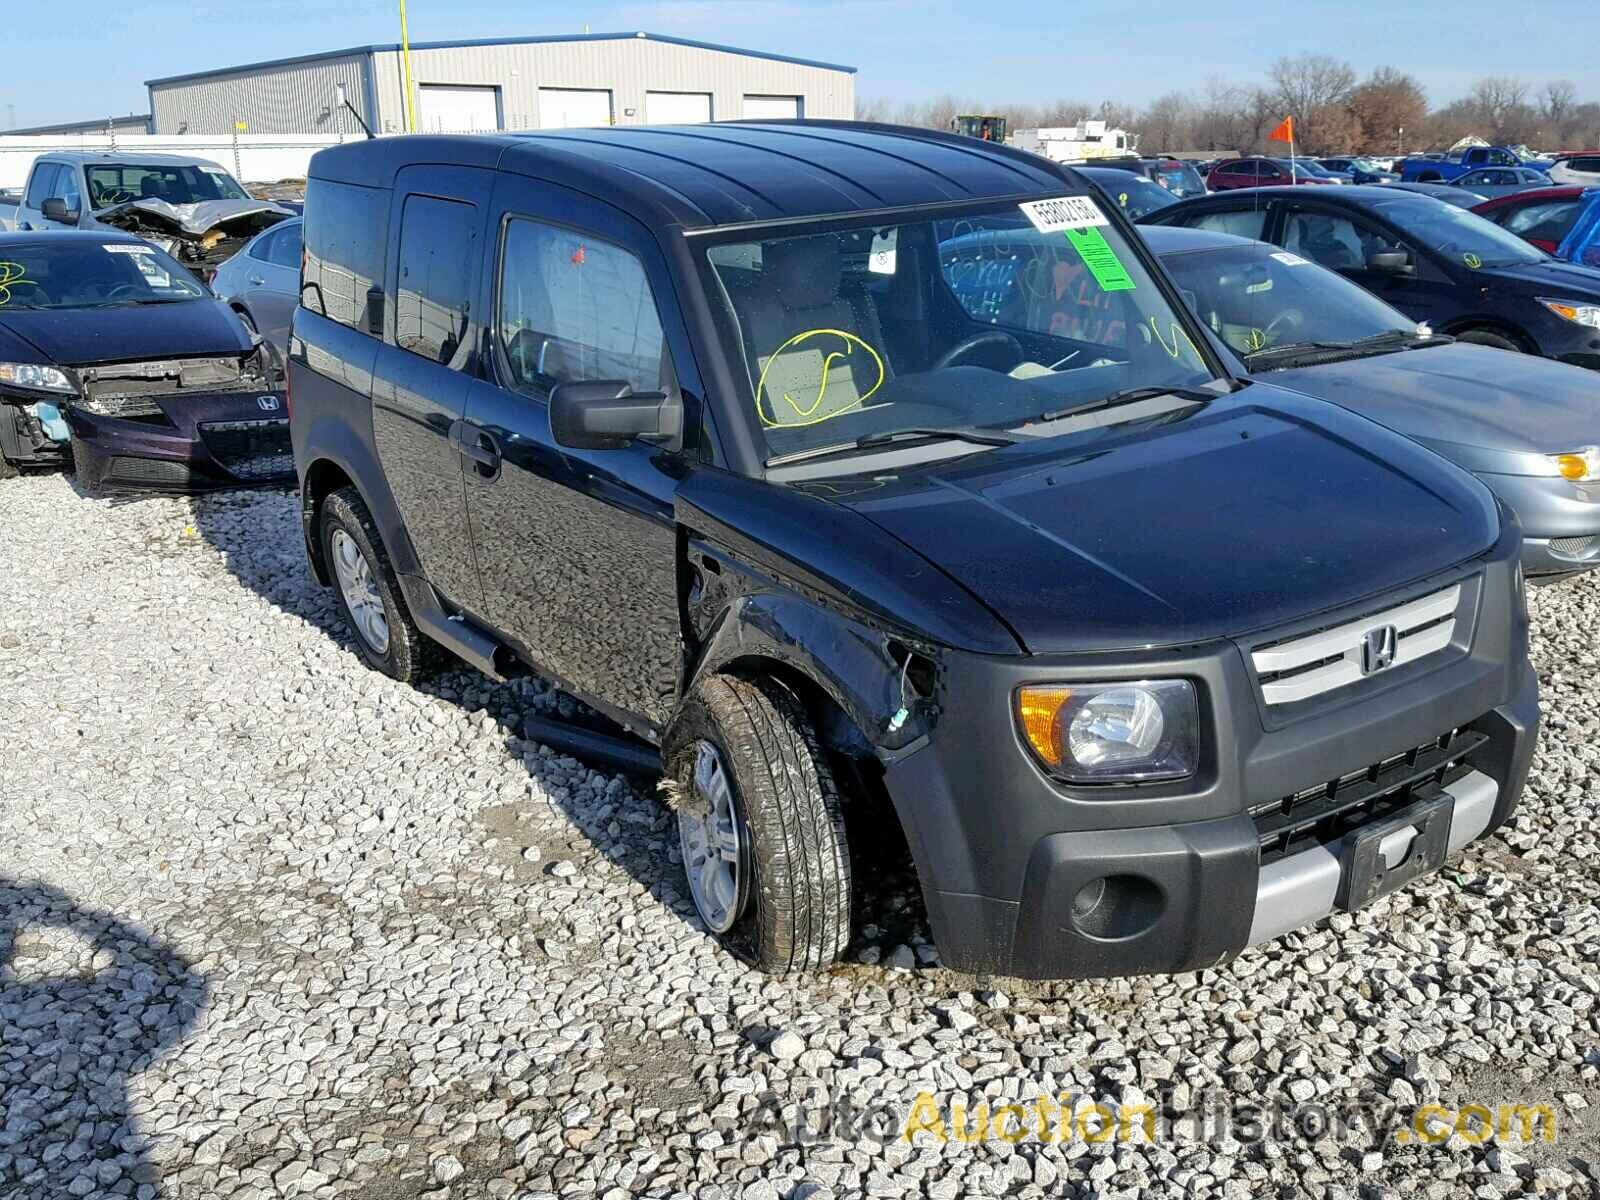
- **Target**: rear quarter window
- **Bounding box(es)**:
[302,178,388,334]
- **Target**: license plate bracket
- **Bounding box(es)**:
[1336,789,1455,911]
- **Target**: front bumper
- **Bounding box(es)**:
[1474,469,1600,576]
[65,390,291,493]
[881,530,1538,980]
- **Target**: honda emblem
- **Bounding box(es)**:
[1360,625,1398,675]
[257,395,280,412]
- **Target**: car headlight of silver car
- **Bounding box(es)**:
[0,362,76,395]
[1016,679,1199,783]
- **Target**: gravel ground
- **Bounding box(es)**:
[1,472,1597,1200]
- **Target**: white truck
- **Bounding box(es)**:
[6,151,291,277]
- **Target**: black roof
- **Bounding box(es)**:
[1138,225,1255,253]
[308,122,1079,229]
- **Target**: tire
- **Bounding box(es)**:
[1455,328,1523,353]
[233,307,258,335]
[69,435,103,496]
[666,673,852,973]
[0,453,17,480]
[319,486,441,683]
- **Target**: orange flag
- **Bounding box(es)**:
[1268,116,1295,143]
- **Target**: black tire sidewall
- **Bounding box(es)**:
[319,488,428,682]
[1456,329,1522,353]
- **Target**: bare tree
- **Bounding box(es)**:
[1467,76,1538,142]
[1140,92,1196,152]
[1347,67,1429,155]
[1542,80,1578,142]
[1266,54,1358,153]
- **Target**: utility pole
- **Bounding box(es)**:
[399,0,418,133]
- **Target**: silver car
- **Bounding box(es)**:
[1147,224,1600,577]
[211,217,302,356]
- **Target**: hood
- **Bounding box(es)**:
[97,198,293,238]
[1266,342,1600,456]
[815,386,1499,654]
[1477,256,1600,296]
[0,299,254,366]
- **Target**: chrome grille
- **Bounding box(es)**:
[1252,584,1461,706]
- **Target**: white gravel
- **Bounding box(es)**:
[1,472,1597,1199]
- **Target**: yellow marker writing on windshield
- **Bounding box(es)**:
[1147,316,1202,362]
[755,328,885,428]
[0,262,36,306]
[1463,252,1482,269]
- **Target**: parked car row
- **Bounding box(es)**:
[7,122,1590,984]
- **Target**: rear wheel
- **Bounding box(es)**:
[0,450,17,480]
[1455,328,1523,353]
[319,487,440,683]
[666,674,852,973]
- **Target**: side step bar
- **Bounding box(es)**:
[399,574,660,775]
[521,715,663,776]
[401,574,524,681]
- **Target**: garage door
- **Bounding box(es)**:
[417,84,500,132]
[646,92,713,124]
[743,95,802,120]
[538,88,612,129]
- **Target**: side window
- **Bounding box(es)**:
[1284,210,1399,270]
[1506,201,1580,243]
[1573,156,1600,174]
[496,219,667,399]
[301,178,389,334]
[269,223,303,269]
[1183,208,1268,240]
[55,167,82,210]
[1487,149,1515,166]
[1258,162,1282,179]
[248,227,283,263]
[24,164,58,208]
[394,195,480,368]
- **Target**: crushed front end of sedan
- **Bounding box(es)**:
[0,229,290,493]
[97,198,294,281]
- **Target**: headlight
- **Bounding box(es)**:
[1548,446,1600,481]
[1016,680,1198,783]
[0,362,75,394]
[1538,298,1600,329]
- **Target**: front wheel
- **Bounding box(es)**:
[666,674,852,973]
[1455,328,1523,353]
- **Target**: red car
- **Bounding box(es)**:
[1205,157,1337,190]
[1471,186,1592,253]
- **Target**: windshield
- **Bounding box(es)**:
[0,241,207,310]
[1372,198,1546,266]
[1088,174,1179,219]
[84,163,252,209]
[697,197,1218,468]
[1160,243,1416,362]
[1153,163,1206,197]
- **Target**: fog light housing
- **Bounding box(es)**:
[1016,680,1198,783]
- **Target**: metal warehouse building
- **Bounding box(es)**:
[145,31,856,137]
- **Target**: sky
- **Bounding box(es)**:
[3,0,1597,129]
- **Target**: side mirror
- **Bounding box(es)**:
[550,380,683,452]
[40,198,79,225]
[1368,251,1413,275]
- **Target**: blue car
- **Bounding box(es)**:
[1555,189,1600,274]
[1320,157,1399,185]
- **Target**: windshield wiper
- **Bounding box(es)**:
[1035,385,1219,424]
[766,425,1018,468]
[1246,329,1452,364]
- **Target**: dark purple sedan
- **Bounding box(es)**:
[0,230,288,492]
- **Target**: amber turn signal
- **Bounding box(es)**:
[1016,686,1073,767]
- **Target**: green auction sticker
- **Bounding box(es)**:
[1064,227,1136,292]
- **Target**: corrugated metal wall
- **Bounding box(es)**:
[154,39,852,137]
[369,39,852,131]
[149,54,375,136]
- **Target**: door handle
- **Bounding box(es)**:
[248,275,266,286]
[457,425,501,478]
